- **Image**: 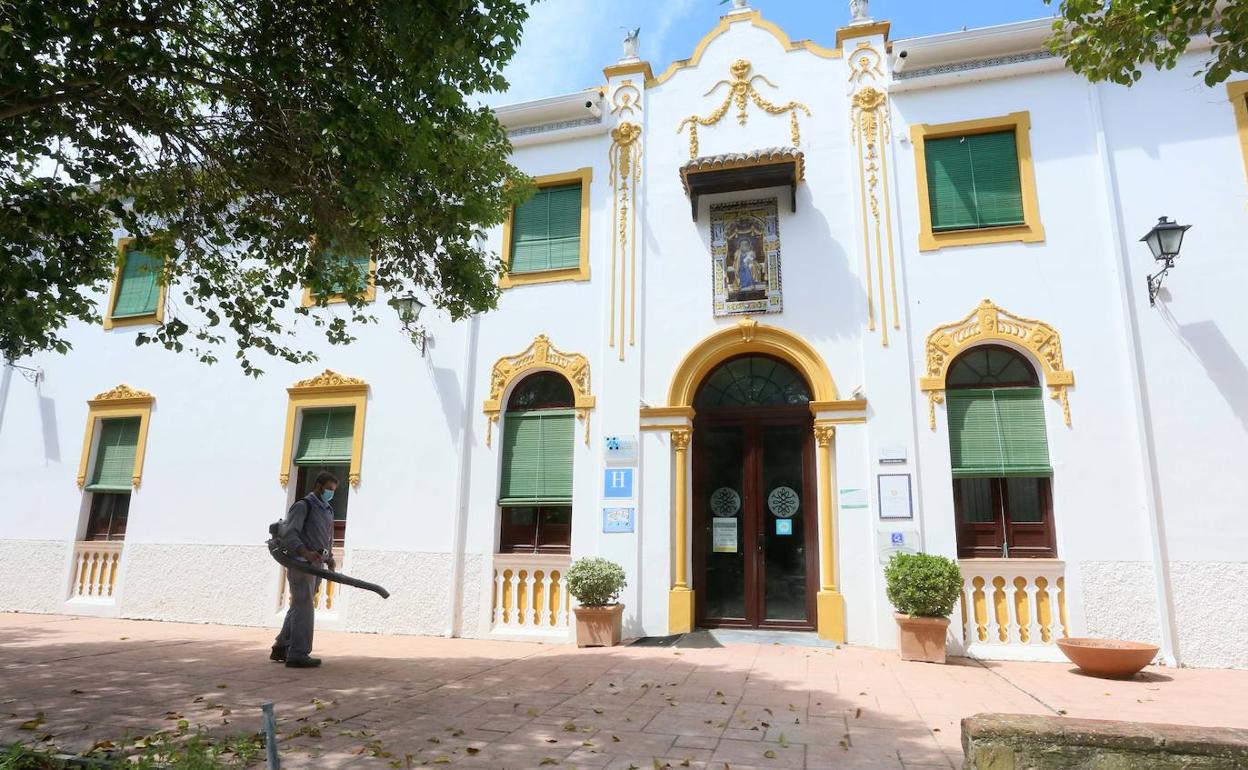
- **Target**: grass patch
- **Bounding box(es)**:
[2,730,265,769]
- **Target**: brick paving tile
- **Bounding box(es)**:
[2,614,1247,769]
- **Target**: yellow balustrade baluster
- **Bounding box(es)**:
[1013,576,1029,644]
[972,577,987,642]
[992,576,1008,643]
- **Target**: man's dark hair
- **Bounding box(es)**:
[314,470,339,487]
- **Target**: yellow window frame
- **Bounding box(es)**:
[76,384,155,490]
[911,112,1044,252]
[1228,81,1248,187]
[279,370,369,489]
[103,238,168,330]
[499,167,593,288]
[300,254,378,308]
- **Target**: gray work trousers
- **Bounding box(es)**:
[275,571,320,658]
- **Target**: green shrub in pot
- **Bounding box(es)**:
[566,557,627,607]
[884,552,962,617]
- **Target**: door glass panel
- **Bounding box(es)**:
[703,426,746,620]
[1005,477,1043,523]
[955,478,996,522]
[762,425,807,622]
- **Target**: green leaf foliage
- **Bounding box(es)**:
[0,0,536,373]
[883,552,962,618]
[565,557,627,607]
[1045,0,1248,87]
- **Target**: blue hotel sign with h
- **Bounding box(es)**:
[603,468,635,499]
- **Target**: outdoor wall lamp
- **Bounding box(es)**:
[1139,216,1191,306]
[390,293,430,355]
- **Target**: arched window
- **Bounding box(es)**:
[694,355,812,409]
[946,345,1055,558]
[498,372,575,553]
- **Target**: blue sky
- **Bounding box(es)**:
[490,0,1056,105]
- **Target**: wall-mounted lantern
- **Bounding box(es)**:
[1139,216,1190,307]
[390,293,429,355]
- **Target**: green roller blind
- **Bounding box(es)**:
[295,407,355,465]
[112,250,163,318]
[926,130,1024,232]
[328,254,371,295]
[87,417,141,491]
[947,388,1051,478]
[499,410,574,504]
[509,183,582,274]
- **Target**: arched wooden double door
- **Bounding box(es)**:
[692,355,818,630]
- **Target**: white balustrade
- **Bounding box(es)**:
[957,559,1068,662]
[490,553,572,641]
[70,541,124,601]
[278,548,344,614]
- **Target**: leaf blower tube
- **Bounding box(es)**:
[267,523,390,599]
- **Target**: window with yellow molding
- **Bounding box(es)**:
[76,385,155,491]
[499,167,592,288]
[910,112,1044,252]
[103,238,167,330]
[279,370,368,488]
[1228,81,1248,187]
[301,251,377,308]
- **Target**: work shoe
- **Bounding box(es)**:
[285,656,322,668]
[269,645,287,662]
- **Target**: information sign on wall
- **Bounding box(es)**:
[602,468,635,499]
[602,507,635,534]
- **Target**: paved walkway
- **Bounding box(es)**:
[2,614,1246,769]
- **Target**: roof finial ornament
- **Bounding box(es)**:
[727,0,750,14]
[849,0,872,24]
[621,27,640,62]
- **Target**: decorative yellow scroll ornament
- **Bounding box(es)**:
[920,300,1075,429]
[484,335,596,447]
[677,59,811,159]
[609,122,642,360]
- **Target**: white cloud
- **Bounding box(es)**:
[483,0,601,107]
[650,0,697,64]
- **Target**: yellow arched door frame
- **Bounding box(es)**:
[652,318,858,641]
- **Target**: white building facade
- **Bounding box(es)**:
[3,4,1247,669]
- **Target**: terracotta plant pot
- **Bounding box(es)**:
[1057,637,1159,678]
[895,613,950,663]
[573,604,624,648]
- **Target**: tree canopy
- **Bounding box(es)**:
[1,0,533,374]
[1046,0,1248,86]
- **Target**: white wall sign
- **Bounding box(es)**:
[879,446,907,465]
[878,473,913,520]
[603,434,638,465]
[839,487,868,510]
[712,517,738,553]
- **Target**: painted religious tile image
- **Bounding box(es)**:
[710,198,783,317]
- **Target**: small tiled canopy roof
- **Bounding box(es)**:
[679,147,805,220]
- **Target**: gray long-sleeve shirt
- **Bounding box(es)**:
[279,492,335,556]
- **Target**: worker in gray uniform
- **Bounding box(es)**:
[271,470,338,668]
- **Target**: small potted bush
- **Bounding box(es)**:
[566,557,627,648]
[884,552,962,664]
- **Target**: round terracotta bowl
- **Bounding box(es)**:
[1057,637,1159,678]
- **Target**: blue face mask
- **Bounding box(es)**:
[320,488,335,504]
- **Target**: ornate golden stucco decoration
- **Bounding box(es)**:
[89,384,154,405]
[847,41,883,83]
[850,85,899,346]
[677,59,811,159]
[290,369,368,391]
[483,335,596,447]
[610,81,642,117]
[610,122,642,361]
[920,299,1076,430]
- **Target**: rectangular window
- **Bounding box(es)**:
[84,492,130,541]
[953,477,1054,559]
[105,243,166,328]
[911,112,1043,251]
[302,252,374,306]
[295,465,350,546]
[509,183,583,274]
[498,410,574,554]
[86,417,141,492]
[946,388,1051,478]
[294,407,355,466]
[925,131,1024,231]
[498,505,571,554]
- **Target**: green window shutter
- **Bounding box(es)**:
[328,254,371,295]
[947,388,1051,478]
[968,131,1024,227]
[926,137,979,231]
[509,183,582,274]
[499,410,574,504]
[295,407,355,465]
[87,417,141,491]
[926,130,1024,232]
[112,251,163,318]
